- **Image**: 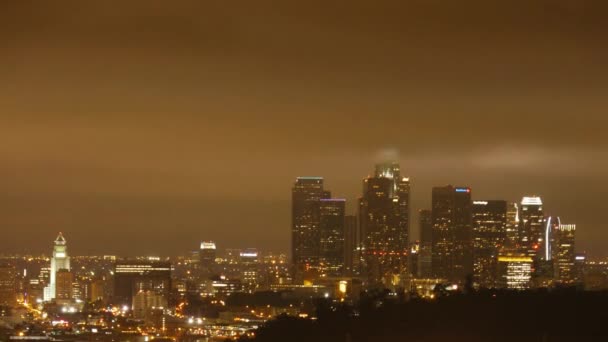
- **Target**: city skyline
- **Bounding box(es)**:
[0,171,586,259]
[2,2,608,340]
[0,165,597,257]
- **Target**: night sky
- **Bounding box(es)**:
[1,1,607,256]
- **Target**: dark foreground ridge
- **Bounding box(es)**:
[240,289,608,342]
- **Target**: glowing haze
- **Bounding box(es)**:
[0,1,607,256]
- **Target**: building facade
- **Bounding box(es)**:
[113,261,172,308]
[44,233,71,301]
[431,186,473,284]
[292,177,326,280]
[553,224,576,284]
[472,200,507,288]
[359,162,410,287]
[318,199,346,276]
[55,269,73,301]
[505,202,520,247]
[519,197,545,258]
[343,215,358,276]
[497,253,533,290]
[199,241,217,278]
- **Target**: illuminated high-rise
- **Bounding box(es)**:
[534,216,559,287]
[472,200,507,288]
[418,209,433,278]
[375,162,411,250]
[431,186,473,283]
[199,241,217,277]
[419,209,432,246]
[574,252,586,285]
[113,261,172,308]
[519,196,545,257]
[55,269,73,301]
[343,215,358,276]
[44,232,71,301]
[505,202,520,247]
[553,224,576,284]
[319,198,346,276]
[359,162,410,286]
[291,176,326,280]
[407,241,420,278]
[239,249,260,292]
[497,253,533,290]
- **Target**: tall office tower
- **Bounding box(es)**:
[113,261,172,308]
[44,233,71,301]
[419,209,433,246]
[505,202,520,247]
[496,253,533,290]
[574,252,586,285]
[292,177,326,280]
[472,200,507,288]
[239,249,260,292]
[55,269,73,301]
[544,216,563,262]
[519,196,545,257]
[375,162,411,253]
[532,216,559,288]
[431,186,473,283]
[199,241,217,278]
[418,209,433,278]
[39,267,51,286]
[407,242,420,278]
[318,198,346,276]
[375,162,402,192]
[359,162,410,286]
[0,264,16,306]
[343,215,358,276]
[553,224,576,284]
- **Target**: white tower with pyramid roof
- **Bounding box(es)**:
[44,232,71,301]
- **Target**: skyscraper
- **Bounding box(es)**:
[239,249,260,292]
[318,198,346,276]
[431,186,473,283]
[472,200,507,288]
[199,241,217,278]
[418,209,433,278]
[519,196,545,258]
[375,162,411,250]
[359,162,410,286]
[343,215,358,276]
[527,216,558,287]
[44,232,71,302]
[496,253,533,290]
[55,269,73,302]
[553,224,576,284]
[292,177,326,280]
[505,202,520,247]
[574,252,586,286]
[419,209,433,246]
[113,261,172,308]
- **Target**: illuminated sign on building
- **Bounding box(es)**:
[200,242,217,250]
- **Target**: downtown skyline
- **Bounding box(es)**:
[2,2,608,341]
[0,162,591,258]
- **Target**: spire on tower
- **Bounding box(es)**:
[55,232,66,245]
